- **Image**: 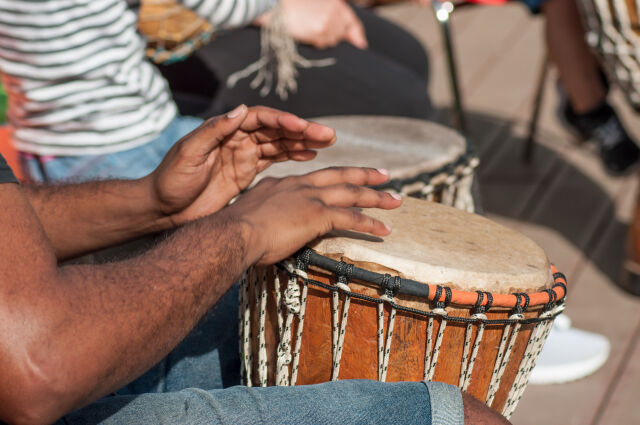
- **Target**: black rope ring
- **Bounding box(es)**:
[513,294,523,314]
[297,249,312,271]
[382,274,394,298]
[434,285,444,308]
[485,292,494,311]
[475,291,485,308]
[443,287,453,308]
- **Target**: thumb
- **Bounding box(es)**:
[343,11,368,49]
[184,104,248,157]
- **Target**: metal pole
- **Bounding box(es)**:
[433,1,466,134]
[523,54,549,163]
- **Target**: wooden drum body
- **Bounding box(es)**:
[256,116,480,213]
[239,199,567,419]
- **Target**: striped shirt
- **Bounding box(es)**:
[0,0,275,156]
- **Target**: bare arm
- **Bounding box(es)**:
[178,0,277,29]
[23,178,170,260]
[0,167,400,425]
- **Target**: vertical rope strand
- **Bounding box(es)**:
[423,316,435,380]
[503,305,562,417]
[275,262,302,386]
[425,308,448,381]
[289,268,309,386]
[331,282,351,381]
[486,317,522,406]
[502,320,545,417]
[378,295,397,382]
[459,314,487,390]
[238,271,247,385]
[274,266,284,339]
[257,268,268,387]
[377,302,385,380]
[242,268,255,387]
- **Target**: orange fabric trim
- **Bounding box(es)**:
[0,126,21,180]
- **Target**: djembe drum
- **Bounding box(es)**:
[239,198,567,418]
[577,0,640,109]
[257,116,480,213]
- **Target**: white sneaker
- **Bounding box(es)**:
[529,314,610,385]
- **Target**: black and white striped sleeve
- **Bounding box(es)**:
[179,0,277,29]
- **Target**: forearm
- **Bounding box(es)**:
[1,210,253,424]
[24,176,172,260]
[180,0,277,29]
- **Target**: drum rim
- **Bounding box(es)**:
[313,115,477,188]
[292,248,567,311]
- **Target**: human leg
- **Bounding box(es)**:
[19,116,202,182]
[539,0,639,174]
[61,380,463,425]
[541,0,605,113]
[159,7,432,120]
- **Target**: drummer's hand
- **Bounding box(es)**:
[147,105,336,226]
[255,0,368,50]
[223,167,402,266]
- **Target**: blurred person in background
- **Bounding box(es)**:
[0,0,433,184]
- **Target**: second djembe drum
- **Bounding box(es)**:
[239,198,566,418]
[256,116,480,213]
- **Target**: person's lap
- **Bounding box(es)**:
[56,283,463,424]
[159,6,433,120]
[62,380,462,425]
[20,116,203,182]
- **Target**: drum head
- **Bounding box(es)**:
[258,116,467,181]
[310,197,552,293]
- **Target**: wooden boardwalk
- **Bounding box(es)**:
[377,3,640,424]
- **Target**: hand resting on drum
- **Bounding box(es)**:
[222,166,402,266]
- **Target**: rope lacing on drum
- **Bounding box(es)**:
[330,261,354,381]
[275,261,301,386]
[502,300,562,419]
[424,285,450,381]
[238,270,252,386]
[255,268,269,387]
[486,293,529,406]
[459,291,492,390]
[288,253,310,386]
[240,253,566,420]
[377,274,401,382]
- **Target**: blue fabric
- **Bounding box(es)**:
[518,0,548,14]
[0,153,17,183]
[57,285,464,424]
[63,381,446,425]
[20,116,203,182]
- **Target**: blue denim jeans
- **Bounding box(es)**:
[20,116,203,182]
[57,285,464,424]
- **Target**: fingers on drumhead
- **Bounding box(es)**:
[330,207,391,236]
[317,184,402,209]
[303,166,391,186]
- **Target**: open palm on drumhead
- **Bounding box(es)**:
[148,105,337,226]
[226,167,403,266]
